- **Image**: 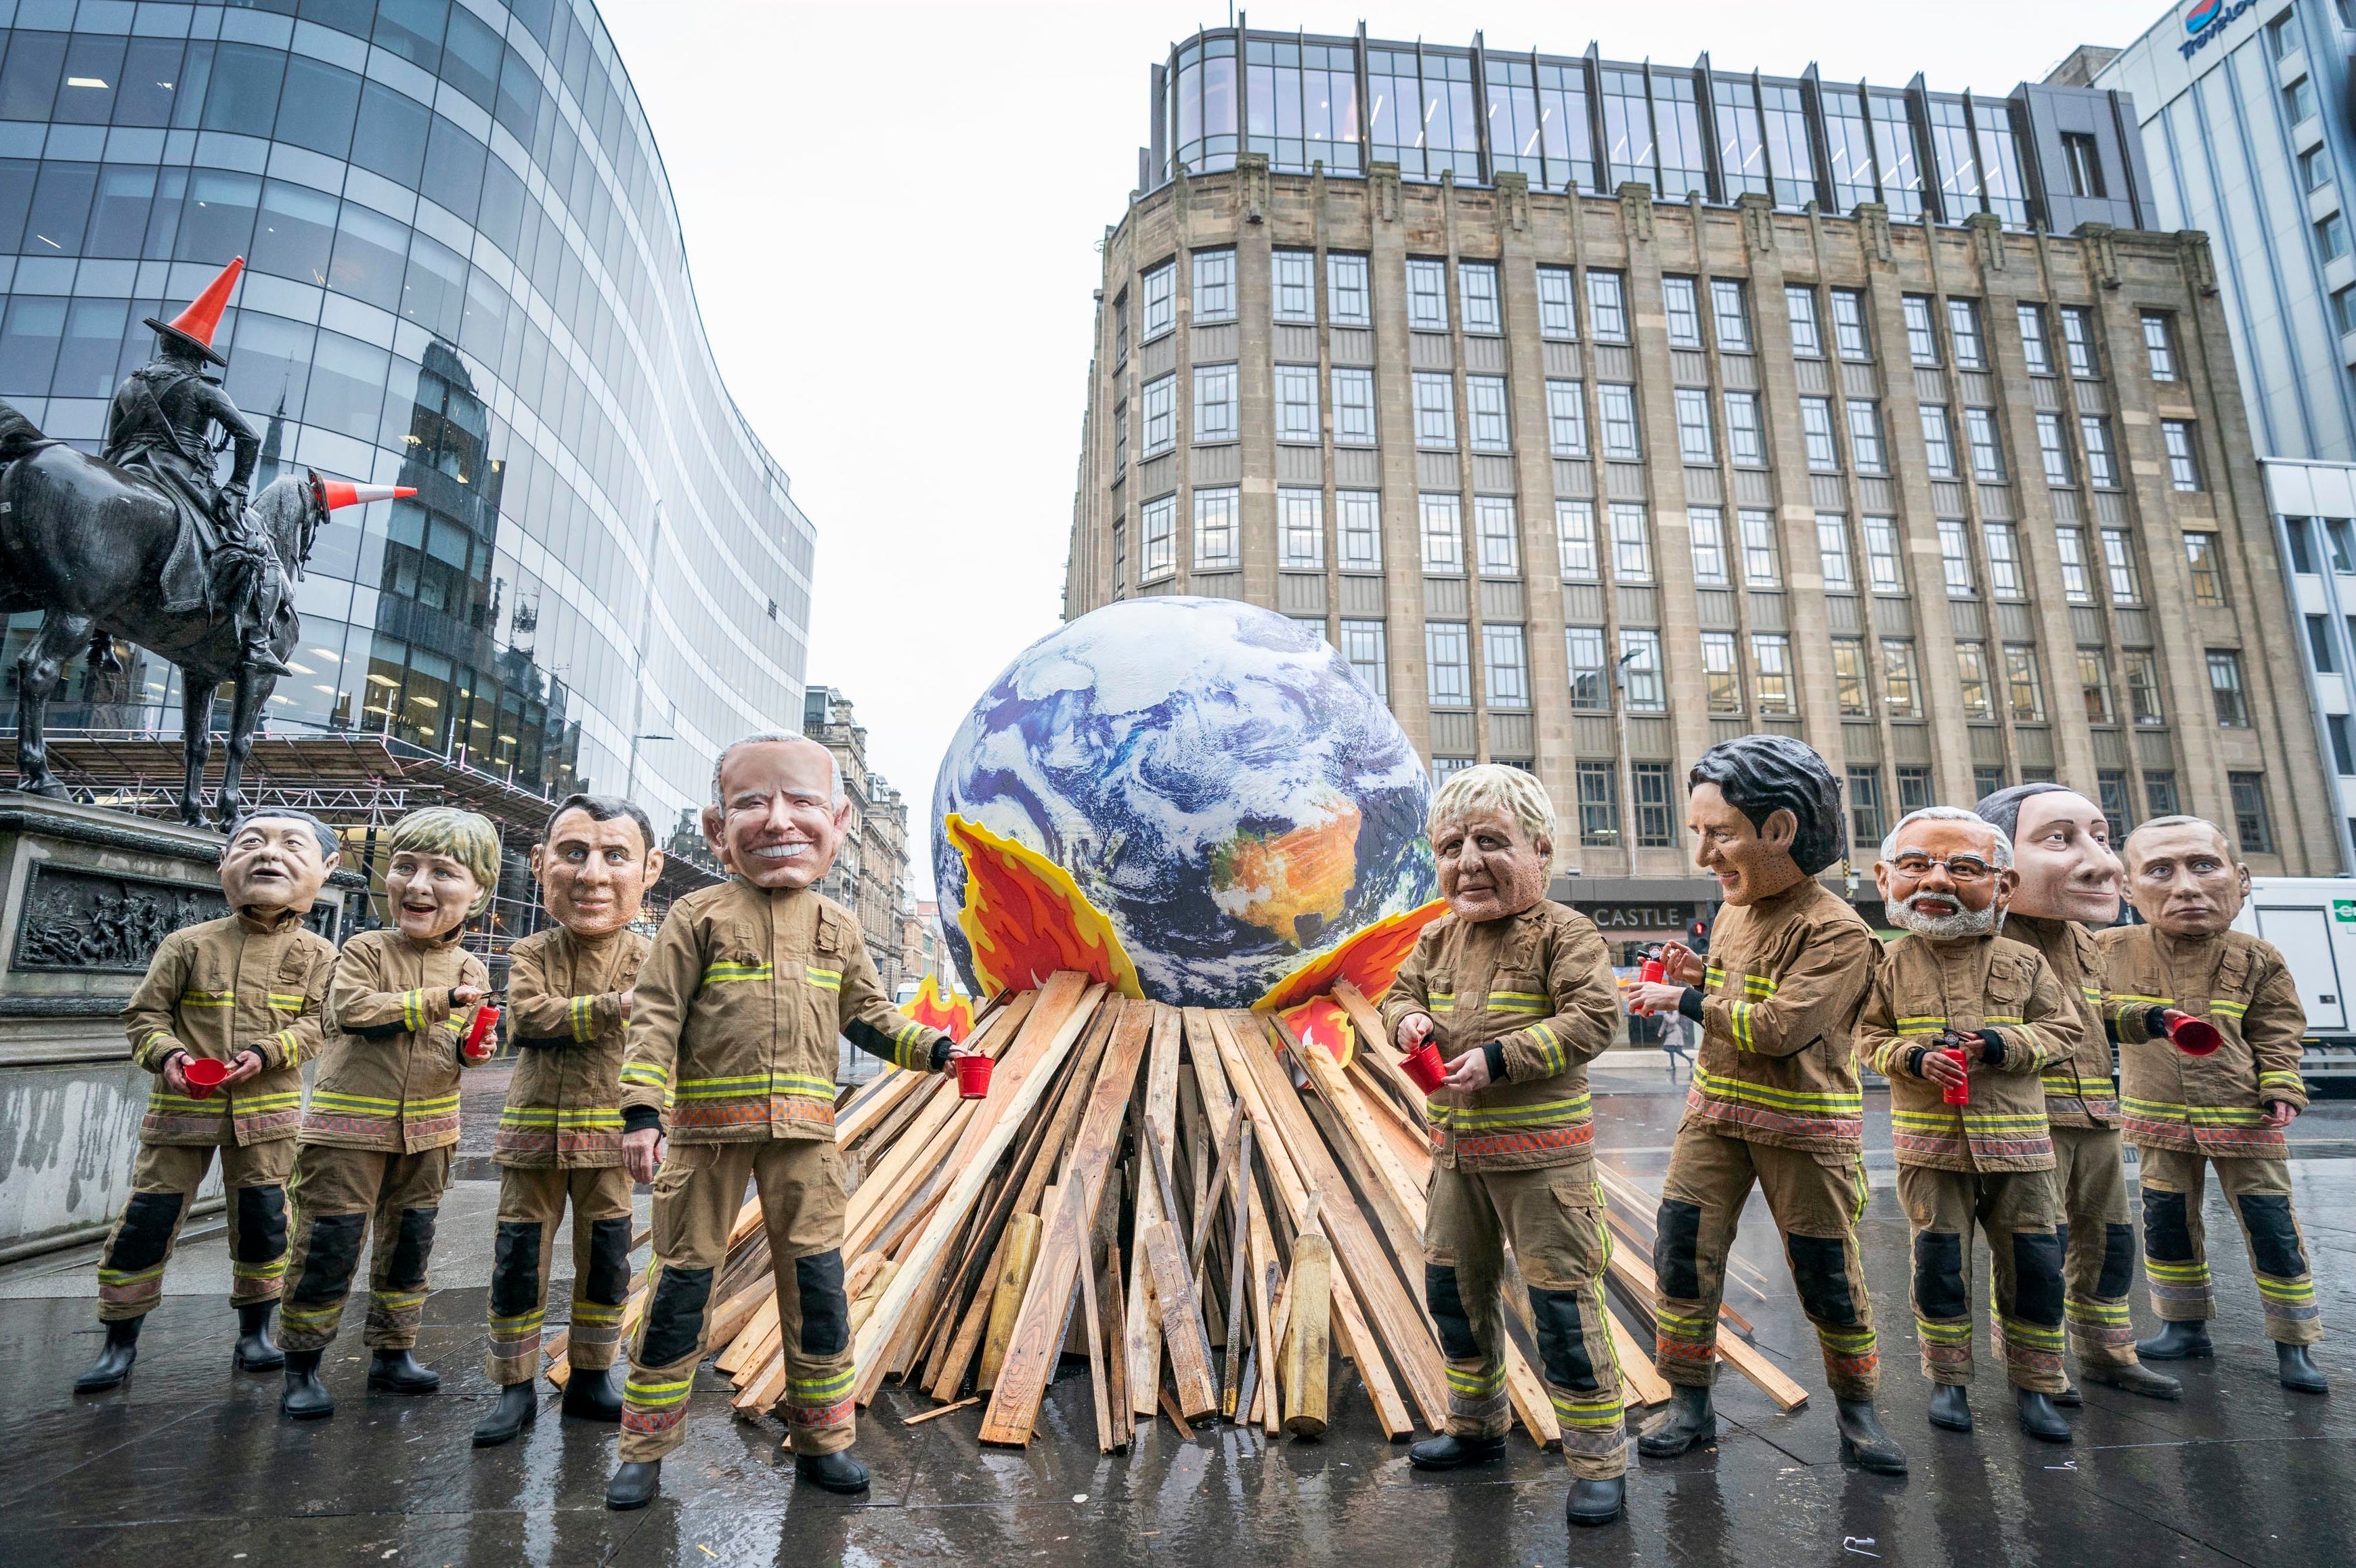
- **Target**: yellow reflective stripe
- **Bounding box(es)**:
[2112,993,2173,1006]
[265,991,306,1009]
[146,1092,230,1114]
[1984,1015,2024,1026]
[1441,1094,1593,1129]
[804,965,842,991]
[1730,999,1753,1051]
[625,1376,695,1406]
[498,1106,624,1127]
[2122,1095,2269,1127]
[1692,1065,1862,1114]
[787,1368,858,1399]
[309,1089,402,1112]
[177,988,234,1007]
[619,1062,670,1087]
[1703,965,1726,987]
[1741,973,1778,997]
[701,962,775,984]
[1485,990,1550,1015]
[2210,999,2248,1018]
[1521,1020,1566,1076]
[234,1091,301,1112]
[1428,992,1456,1014]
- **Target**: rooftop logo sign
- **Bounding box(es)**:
[2180,0,2255,58]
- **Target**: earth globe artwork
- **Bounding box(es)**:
[932,596,1439,1009]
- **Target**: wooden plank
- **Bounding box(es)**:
[1283,1227,1332,1438]
[1157,1384,1196,1439]
[1602,1219,1807,1412]
[1220,1119,1255,1418]
[848,1259,898,1336]
[976,1211,1042,1392]
[1099,1225,1133,1451]
[1125,1002,1184,1418]
[1609,1312,1673,1408]
[977,997,1155,1446]
[1331,979,1428,1129]
[902,1396,978,1426]
[1143,1219,1219,1420]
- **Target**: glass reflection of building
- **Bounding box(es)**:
[0,0,812,829]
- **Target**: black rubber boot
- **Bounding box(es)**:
[562,1366,625,1422]
[2015,1388,2073,1443]
[795,1451,870,1494]
[1408,1433,1506,1471]
[2085,1360,2182,1400]
[233,1303,282,1372]
[366,1348,441,1395]
[74,1317,143,1392]
[2053,1382,2082,1407]
[606,1460,661,1510]
[1834,1397,1908,1475]
[2137,1320,2213,1361]
[1566,1475,1626,1527]
[1927,1383,1972,1432]
[281,1349,334,1420]
[2278,1343,2330,1395]
[1636,1383,1716,1458]
[473,1382,538,1447]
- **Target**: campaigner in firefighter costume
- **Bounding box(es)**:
[605,735,964,1510]
[1976,785,2181,1403]
[472,796,663,1447]
[74,810,341,1392]
[1621,735,1906,1474]
[2101,816,2327,1393]
[1857,807,2077,1442]
[1379,766,1631,1529]
[276,808,498,1419]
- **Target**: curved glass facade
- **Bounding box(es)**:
[0,0,812,826]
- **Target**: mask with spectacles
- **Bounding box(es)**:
[1888,851,1997,884]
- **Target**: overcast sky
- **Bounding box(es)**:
[599,0,2170,896]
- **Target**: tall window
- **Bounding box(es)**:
[2017,303,2051,374]
[2142,313,2177,380]
[1801,398,1839,471]
[1332,367,1376,445]
[2229,773,2273,853]
[1483,624,1529,707]
[1787,286,1823,356]
[2035,412,2071,485]
[1938,519,1977,596]
[1898,764,1933,812]
[1831,289,1871,360]
[1576,761,1620,846]
[2162,421,2201,490]
[1623,629,1666,712]
[1725,393,1766,466]
[1272,249,1316,324]
[1143,261,1175,338]
[1426,622,1472,707]
[2185,533,2225,605]
[1413,372,1456,448]
[1865,517,1905,593]
[1140,494,1177,581]
[1468,376,1512,452]
[2145,770,2178,816]
[2056,527,2093,602]
[1420,494,1464,572]
[1194,487,1241,569]
[2124,648,2164,725]
[1674,388,1716,463]
[1459,261,1502,335]
[1817,513,1855,590]
[1474,496,1519,576]
[1965,408,2005,481]
[1194,249,1236,322]
[1537,266,1578,339]
[1633,761,1676,846]
[1882,640,1921,716]
[2078,648,2116,724]
[1833,638,1872,715]
[1984,523,2025,599]
[1688,507,1729,586]
[1565,626,1609,711]
[2101,528,2141,604]
[1588,271,1628,342]
[1275,365,1320,443]
[1328,254,1370,326]
[1143,374,1177,456]
[1739,508,1781,586]
[1920,406,1957,477]
[1194,363,1239,441]
[1701,632,1742,712]
[1903,296,1940,366]
[2059,307,2095,376]
[1712,280,1751,351]
[1955,642,1993,718]
[1278,487,1324,569]
[1340,619,1387,699]
[1663,277,1704,348]
[1548,380,1589,456]
[1407,258,1449,330]
[1948,299,1985,370]
[1753,634,1796,714]
[1848,768,1886,848]
[1557,500,1598,580]
[1846,402,1886,473]
[1112,521,1126,598]
[2003,644,2045,721]
[1611,504,1653,581]
[1598,384,1642,458]
[1115,403,1129,471]
[1338,490,1382,570]
[2080,416,2117,487]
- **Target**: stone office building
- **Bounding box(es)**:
[1064,28,2336,916]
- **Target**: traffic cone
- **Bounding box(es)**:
[318,481,417,510]
[144,257,244,366]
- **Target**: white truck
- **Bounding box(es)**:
[2235,878,2356,1080]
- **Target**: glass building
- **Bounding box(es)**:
[0,0,812,831]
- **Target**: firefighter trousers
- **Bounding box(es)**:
[1895,1164,2067,1391]
[2051,1126,2143,1369]
[1653,1125,1879,1399]
[278,1144,452,1353]
[1424,1158,1626,1479]
[619,1137,852,1463]
[96,1139,294,1322]
[484,1164,636,1385]
[2135,1146,2320,1345]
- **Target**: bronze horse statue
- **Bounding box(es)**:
[0,405,395,826]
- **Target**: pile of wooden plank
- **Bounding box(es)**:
[544,970,1806,1449]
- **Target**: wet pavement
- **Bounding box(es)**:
[5,1053,2353,1567]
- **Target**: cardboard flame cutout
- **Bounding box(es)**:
[900,973,976,1044]
[1280,995,1355,1068]
[944,813,1143,1001]
[1253,897,1450,1014]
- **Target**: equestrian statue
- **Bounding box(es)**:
[0,257,412,827]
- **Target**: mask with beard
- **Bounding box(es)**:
[1892,890,1997,940]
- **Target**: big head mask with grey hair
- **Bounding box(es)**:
[1875,806,2017,940]
[701,733,852,890]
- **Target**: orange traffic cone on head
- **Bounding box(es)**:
[315,479,416,510]
[144,256,244,367]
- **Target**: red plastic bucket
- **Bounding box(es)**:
[1940,1047,1971,1106]
[462,1004,502,1062]
[956,1052,993,1099]
[1401,1043,1447,1094]
[2167,1014,2225,1057]
[182,1055,229,1099]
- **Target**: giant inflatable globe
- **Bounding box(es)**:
[932,597,1435,1007]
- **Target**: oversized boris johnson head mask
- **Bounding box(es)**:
[703,734,850,891]
[1684,735,1844,907]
